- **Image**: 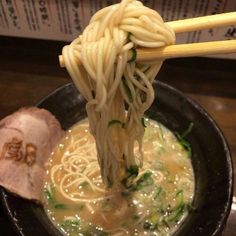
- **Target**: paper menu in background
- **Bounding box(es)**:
[0,0,236,58]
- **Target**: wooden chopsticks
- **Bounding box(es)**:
[136,40,236,61]
[59,12,236,67]
[166,12,236,33]
[136,12,236,62]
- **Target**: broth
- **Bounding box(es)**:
[44,118,194,236]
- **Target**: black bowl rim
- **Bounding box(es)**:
[0,81,233,236]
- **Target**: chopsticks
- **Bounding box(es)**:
[166,12,236,33]
[136,40,236,61]
[136,12,236,62]
[59,12,236,67]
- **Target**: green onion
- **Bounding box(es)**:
[182,122,194,138]
[108,119,125,128]
[128,48,137,62]
[175,132,192,157]
[54,203,67,209]
[44,188,54,203]
[141,117,147,128]
[152,187,166,211]
[62,219,80,227]
[165,204,185,223]
[83,228,109,236]
[61,219,80,234]
[153,186,165,200]
[127,165,139,177]
[186,203,196,212]
[122,77,133,103]
[143,220,157,231]
[44,184,56,205]
[174,190,184,209]
[44,184,67,210]
[121,165,139,188]
[136,171,153,189]
[158,124,164,142]
[122,170,153,193]
[175,122,194,157]
[162,219,170,228]
[163,190,191,224]
[127,32,132,41]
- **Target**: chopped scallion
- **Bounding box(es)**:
[44,184,67,210]
[153,186,165,200]
[175,122,194,157]
[173,190,184,211]
[128,48,137,62]
[165,204,185,223]
[175,132,192,157]
[61,219,80,234]
[122,77,133,103]
[121,165,139,188]
[127,165,139,177]
[54,203,67,209]
[137,171,153,189]
[182,122,194,138]
[143,220,157,231]
[127,32,132,41]
[141,117,147,128]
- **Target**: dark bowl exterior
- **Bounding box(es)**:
[0,81,233,236]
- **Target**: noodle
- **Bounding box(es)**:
[45,4,194,232]
[61,0,175,186]
[49,128,110,202]
[45,119,194,235]
[49,119,167,204]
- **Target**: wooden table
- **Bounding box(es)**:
[0,36,235,235]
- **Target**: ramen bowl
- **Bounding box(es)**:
[0,81,233,236]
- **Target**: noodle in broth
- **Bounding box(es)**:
[61,0,175,185]
[44,1,195,235]
[44,118,194,236]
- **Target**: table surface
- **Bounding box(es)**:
[0,36,235,236]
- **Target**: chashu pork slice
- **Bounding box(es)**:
[0,107,64,202]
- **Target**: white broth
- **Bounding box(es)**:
[44,118,194,236]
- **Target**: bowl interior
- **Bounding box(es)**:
[0,81,233,236]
